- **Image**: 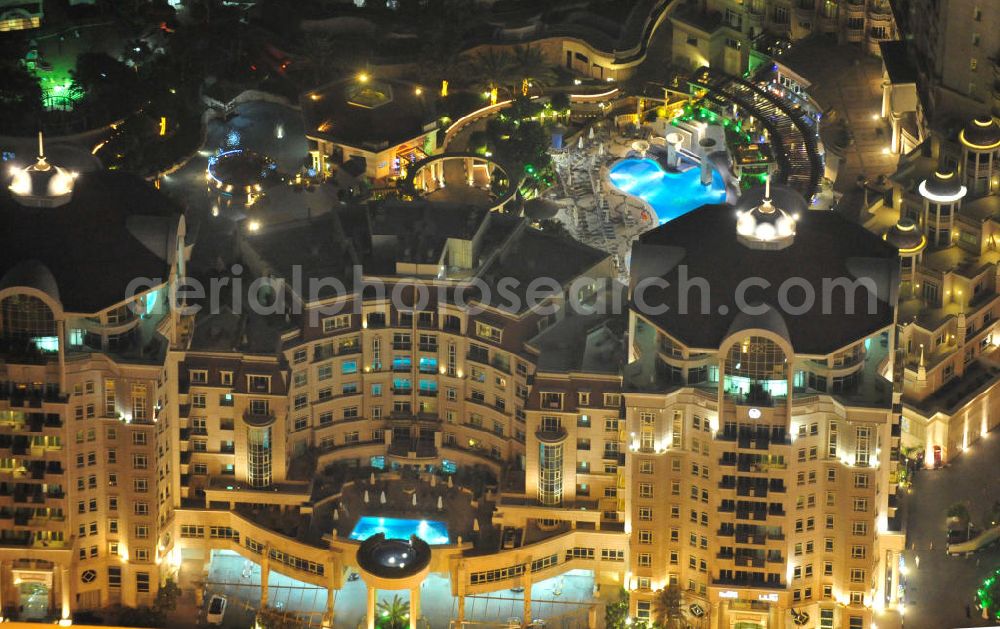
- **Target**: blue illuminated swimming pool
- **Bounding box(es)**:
[349,516,450,545]
[608,157,726,224]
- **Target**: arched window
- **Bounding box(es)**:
[1,294,55,340]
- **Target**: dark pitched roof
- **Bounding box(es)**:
[0,170,181,313]
[301,77,437,151]
[880,41,917,84]
[629,204,898,354]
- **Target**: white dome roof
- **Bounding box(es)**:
[7,133,76,208]
[736,179,798,250]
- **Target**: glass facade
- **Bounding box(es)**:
[724,336,788,405]
[1,295,56,339]
[247,427,272,488]
[539,443,564,506]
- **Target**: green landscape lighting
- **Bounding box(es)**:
[978,570,1000,620]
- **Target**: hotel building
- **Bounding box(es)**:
[670,0,897,76]
[0,146,914,628]
[613,191,906,626]
[865,115,1000,470]
[0,144,186,618]
[891,0,1000,121]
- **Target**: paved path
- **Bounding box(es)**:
[778,39,898,196]
[903,430,1000,628]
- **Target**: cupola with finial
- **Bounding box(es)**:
[735,175,798,250]
[8,132,77,208]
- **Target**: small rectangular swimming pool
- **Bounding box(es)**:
[349,516,450,545]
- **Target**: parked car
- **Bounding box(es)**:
[206,594,227,625]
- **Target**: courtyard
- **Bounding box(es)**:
[199,551,598,629]
[897,428,1000,628]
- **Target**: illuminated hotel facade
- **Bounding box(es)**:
[0,144,910,628]
[0,144,186,619]
[609,192,905,627]
[866,114,1000,471]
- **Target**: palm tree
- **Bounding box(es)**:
[299,32,339,85]
[947,502,971,523]
[511,45,557,90]
[376,595,409,629]
[417,39,470,91]
[652,584,687,629]
[470,49,515,94]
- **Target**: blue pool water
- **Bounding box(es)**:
[608,157,726,224]
[349,516,450,545]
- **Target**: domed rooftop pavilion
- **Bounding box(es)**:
[919,169,967,204]
[960,115,1000,151]
[882,217,926,254]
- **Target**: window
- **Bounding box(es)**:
[853,497,868,512]
[136,572,150,593]
[855,427,870,466]
[322,314,350,332]
[133,454,148,470]
[638,530,652,544]
[853,473,869,488]
[131,384,147,420]
[133,478,148,493]
[134,502,149,516]
[104,380,116,416]
[475,321,502,343]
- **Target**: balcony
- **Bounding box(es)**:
[734,556,765,568]
[735,533,765,545]
[388,439,438,459]
[243,409,276,427]
[467,349,490,366]
[536,426,568,444]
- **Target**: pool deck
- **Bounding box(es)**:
[549,122,659,280]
